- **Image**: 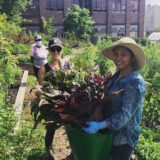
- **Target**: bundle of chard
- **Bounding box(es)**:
[31,70,123,129]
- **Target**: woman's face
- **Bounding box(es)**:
[113,46,133,71]
[49,46,62,60]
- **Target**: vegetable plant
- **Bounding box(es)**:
[31,70,123,132]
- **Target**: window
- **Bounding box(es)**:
[70,0,90,8]
[46,0,51,10]
[93,0,106,10]
[131,0,139,13]
[112,0,126,13]
[112,25,125,36]
[130,25,137,37]
[70,0,79,8]
[80,0,89,8]
[46,0,63,11]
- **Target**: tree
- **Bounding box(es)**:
[0,0,32,24]
[63,5,94,40]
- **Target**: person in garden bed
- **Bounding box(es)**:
[37,38,72,160]
[30,35,49,79]
[82,37,146,160]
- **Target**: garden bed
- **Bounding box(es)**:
[7,76,22,106]
[14,70,28,130]
[18,62,34,75]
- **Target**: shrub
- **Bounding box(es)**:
[71,44,98,72]
[17,54,31,63]
[62,47,73,58]
[63,5,94,40]
[141,44,160,79]
[41,16,56,38]
[135,126,160,160]
[13,43,31,55]
[95,38,115,75]
[143,72,160,128]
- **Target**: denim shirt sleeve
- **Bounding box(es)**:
[105,75,145,130]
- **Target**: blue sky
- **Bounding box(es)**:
[146,0,160,5]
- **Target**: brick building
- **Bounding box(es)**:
[145,4,160,34]
[22,0,145,37]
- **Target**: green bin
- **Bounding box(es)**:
[65,125,113,160]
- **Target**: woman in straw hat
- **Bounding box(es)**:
[82,37,146,160]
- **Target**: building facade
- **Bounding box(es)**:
[145,4,160,34]
[22,0,145,37]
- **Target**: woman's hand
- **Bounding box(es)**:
[82,121,106,134]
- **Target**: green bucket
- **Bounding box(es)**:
[65,125,113,160]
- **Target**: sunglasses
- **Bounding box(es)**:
[49,46,62,52]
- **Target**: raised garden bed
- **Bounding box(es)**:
[8,70,29,131]
[14,70,28,130]
[18,62,34,75]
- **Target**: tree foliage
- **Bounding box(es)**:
[0,0,32,23]
[63,5,94,40]
[41,16,56,37]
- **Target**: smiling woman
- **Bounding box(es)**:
[82,37,146,160]
[113,46,134,72]
[38,38,63,86]
[37,37,72,160]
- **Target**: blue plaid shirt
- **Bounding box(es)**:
[105,71,146,148]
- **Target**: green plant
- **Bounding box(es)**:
[143,72,160,128]
[135,126,160,160]
[17,54,31,63]
[13,43,31,55]
[71,44,99,72]
[63,5,94,40]
[61,47,73,58]
[95,38,115,75]
[63,32,79,48]
[137,43,160,79]
[0,13,22,107]
[42,16,56,37]
[0,120,47,160]
[27,75,37,85]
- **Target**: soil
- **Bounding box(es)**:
[7,76,22,106]
[18,62,34,75]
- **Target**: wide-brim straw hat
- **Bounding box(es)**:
[102,37,145,70]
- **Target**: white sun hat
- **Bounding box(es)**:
[102,37,146,70]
